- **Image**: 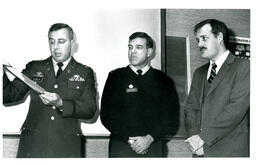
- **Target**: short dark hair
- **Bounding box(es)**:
[48,23,74,40]
[194,19,229,48]
[129,32,154,48]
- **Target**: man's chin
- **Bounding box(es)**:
[53,56,64,62]
[131,62,140,67]
[200,53,209,59]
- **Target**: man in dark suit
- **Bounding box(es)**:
[100,32,180,157]
[184,19,249,157]
[3,23,97,158]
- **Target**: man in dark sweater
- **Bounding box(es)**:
[100,32,180,157]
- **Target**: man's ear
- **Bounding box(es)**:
[71,40,75,49]
[71,40,79,54]
[217,32,224,43]
[147,48,153,57]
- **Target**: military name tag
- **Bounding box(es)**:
[126,88,138,93]
[126,84,138,93]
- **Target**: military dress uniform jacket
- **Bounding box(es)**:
[184,53,250,157]
[3,57,97,158]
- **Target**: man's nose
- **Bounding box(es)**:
[131,47,136,53]
[198,40,204,48]
[54,43,60,49]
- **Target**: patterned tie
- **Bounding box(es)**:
[56,62,63,78]
[208,63,217,83]
[137,69,142,76]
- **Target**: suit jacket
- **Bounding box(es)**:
[3,56,97,158]
[184,53,250,157]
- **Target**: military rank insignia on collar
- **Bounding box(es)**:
[69,74,85,82]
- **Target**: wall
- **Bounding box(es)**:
[3,135,192,158]
[1,9,161,135]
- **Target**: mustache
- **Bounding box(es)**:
[200,47,207,51]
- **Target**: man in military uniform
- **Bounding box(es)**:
[3,23,97,158]
[100,32,180,157]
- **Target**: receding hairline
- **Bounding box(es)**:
[48,23,74,40]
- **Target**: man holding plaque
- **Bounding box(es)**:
[3,23,97,158]
[100,32,180,157]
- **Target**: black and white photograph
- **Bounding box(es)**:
[0,0,255,165]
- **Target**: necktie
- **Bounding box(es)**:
[56,62,63,78]
[137,69,142,76]
[208,63,217,83]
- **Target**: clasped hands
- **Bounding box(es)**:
[128,134,154,155]
[39,91,63,108]
[185,135,205,156]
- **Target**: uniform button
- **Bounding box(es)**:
[77,133,80,136]
[59,109,63,112]
[51,116,55,120]
[52,106,56,109]
[54,84,58,88]
[76,86,80,89]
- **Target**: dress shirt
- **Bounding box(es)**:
[129,65,150,75]
[52,57,72,76]
[207,50,229,79]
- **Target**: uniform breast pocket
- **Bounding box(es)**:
[67,81,85,98]
[68,81,85,90]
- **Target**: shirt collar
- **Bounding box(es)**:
[129,65,150,75]
[210,50,229,73]
[52,56,72,74]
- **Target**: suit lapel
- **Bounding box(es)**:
[206,53,235,97]
[199,64,208,105]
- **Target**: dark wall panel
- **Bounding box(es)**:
[166,36,187,137]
